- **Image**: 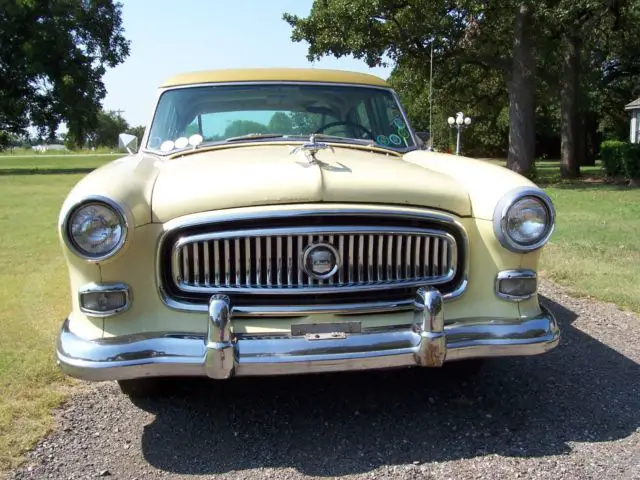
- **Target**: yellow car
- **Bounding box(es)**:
[56,68,559,397]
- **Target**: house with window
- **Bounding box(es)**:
[626,97,640,143]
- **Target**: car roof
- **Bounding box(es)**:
[159,68,389,88]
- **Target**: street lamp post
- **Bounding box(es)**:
[447,112,472,155]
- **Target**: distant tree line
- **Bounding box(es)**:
[0,110,145,151]
[0,1,130,150]
[284,0,640,178]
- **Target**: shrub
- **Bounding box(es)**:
[622,143,640,180]
[600,140,627,177]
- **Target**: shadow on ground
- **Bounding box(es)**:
[132,295,640,477]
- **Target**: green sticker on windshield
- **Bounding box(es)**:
[389,134,402,145]
[376,134,390,146]
[393,117,405,128]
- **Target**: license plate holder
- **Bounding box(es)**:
[291,321,361,339]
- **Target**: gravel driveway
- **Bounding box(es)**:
[10,280,640,480]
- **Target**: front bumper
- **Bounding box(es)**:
[57,288,560,382]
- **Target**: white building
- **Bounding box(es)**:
[625,97,640,143]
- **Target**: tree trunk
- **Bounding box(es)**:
[576,112,587,166]
[582,113,598,166]
[506,3,536,175]
[560,36,581,178]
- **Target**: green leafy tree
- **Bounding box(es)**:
[0,0,130,147]
[268,112,294,134]
[127,125,146,143]
[87,110,130,148]
[534,1,640,177]
[283,0,540,173]
[223,120,269,138]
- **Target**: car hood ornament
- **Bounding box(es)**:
[290,134,335,164]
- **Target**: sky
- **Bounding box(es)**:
[101,0,393,128]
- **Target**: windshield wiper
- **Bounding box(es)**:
[224,133,288,143]
[310,134,378,147]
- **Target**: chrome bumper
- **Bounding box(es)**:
[56,288,560,382]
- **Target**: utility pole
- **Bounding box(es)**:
[428,40,434,150]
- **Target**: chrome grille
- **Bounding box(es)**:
[171,226,457,294]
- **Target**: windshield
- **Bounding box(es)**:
[145,83,416,153]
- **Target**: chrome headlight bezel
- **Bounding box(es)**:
[493,187,555,253]
[61,196,131,262]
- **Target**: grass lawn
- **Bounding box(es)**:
[0,147,118,156]
[541,184,640,313]
[0,154,119,174]
[0,174,83,472]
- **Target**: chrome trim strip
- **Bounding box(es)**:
[156,204,470,314]
[60,195,132,264]
[235,238,241,287]
[193,242,199,284]
[396,235,402,280]
[433,238,440,277]
[387,235,393,280]
[78,282,131,317]
[377,234,384,281]
[182,245,189,283]
[367,234,374,282]
[405,236,412,279]
[214,240,220,285]
[245,238,251,287]
[161,204,466,232]
[424,237,430,277]
[328,235,335,285]
[224,239,230,286]
[414,236,421,279]
[265,237,271,286]
[286,236,293,287]
[204,241,210,286]
[161,297,421,317]
[492,187,556,253]
[56,305,559,381]
[495,269,538,302]
[358,235,364,282]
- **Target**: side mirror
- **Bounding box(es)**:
[118,133,138,154]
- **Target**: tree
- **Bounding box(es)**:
[87,110,129,148]
[283,0,540,174]
[268,112,294,133]
[536,0,640,177]
[0,0,130,147]
[127,125,146,143]
[224,120,269,138]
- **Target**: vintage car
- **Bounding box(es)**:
[56,68,559,397]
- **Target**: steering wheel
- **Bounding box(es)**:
[314,121,375,140]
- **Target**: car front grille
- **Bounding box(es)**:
[172,228,456,294]
[157,206,468,315]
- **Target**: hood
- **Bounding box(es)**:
[150,143,471,222]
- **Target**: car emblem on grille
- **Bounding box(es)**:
[302,243,341,280]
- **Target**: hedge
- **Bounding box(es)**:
[600,140,640,180]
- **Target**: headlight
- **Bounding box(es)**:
[493,188,555,253]
[62,198,128,261]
